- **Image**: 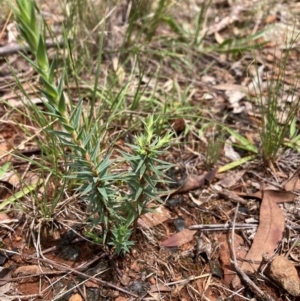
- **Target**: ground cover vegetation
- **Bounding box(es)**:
[1,0,300,300]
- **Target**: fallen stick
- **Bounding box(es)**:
[190,223,257,231]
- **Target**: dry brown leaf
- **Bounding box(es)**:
[251,190,295,203]
[265,15,277,24]
[138,206,171,229]
[0,268,11,295]
[84,279,99,288]
[225,90,246,114]
[171,118,185,133]
[213,84,247,92]
[214,31,224,44]
[224,139,241,161]
[205,168,218,183]
[217,189,248,205]
[176,174,205,194]
[217,233,246,287]
[174,168,218,194]
[0,213,9,221]
[160,229,196,247]
[206,4,245,36]
[285,168,300,191]
[232,190,293,288]
[13,265,51,276]
[130,260,140,273]
[119,273,131,286]
[69,294,83,301]
[217,170,245,188]
[260,23,300,49]
[115,297,127,301]
[149,283,171,292]
[112,56,125,85]
[204,287,218,301]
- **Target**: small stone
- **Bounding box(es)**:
[269,255,300,296]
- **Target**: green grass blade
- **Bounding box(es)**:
[218,155,256,173]
[0,162,10,178]
[0,182,42,210]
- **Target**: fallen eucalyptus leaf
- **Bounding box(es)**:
[160,229,196,247]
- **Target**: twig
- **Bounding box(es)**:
[164,273,210,286]
[0,10,12,41]
[27,255,139,298]
[214,188,248,205]
[230,203,275,301]
[0,247,137,298]
[70,275,88,301]
[189,223,257,231]
[0,270,72,284]
[4,293,43,300]
[285,235,300,258]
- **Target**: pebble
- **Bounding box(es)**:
[269,255,300,296]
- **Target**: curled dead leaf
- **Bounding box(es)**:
[174,168,218,194]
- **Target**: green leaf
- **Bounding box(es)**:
[0,182,41,210]
[96,155,111,174]
[37,35,49,73]
[0,162,10,178]
[85,231,103,244]
[58,90,66,115]
[91,140,101,162]
[40,80,59,101]
[135,159,146,174]
[218,155,256,172]
[133,186,144,202]
[17,19,38,51]
[48,59,56,83]
[224,127,258,153]
[49,130,72,138]
[81,183,95,195]
[97,187,108,199]
[60,122,75,133]
[290,117,297,138]
[71,101,83,129]
[39,90,58,106]
[57,139,82,152]
[17,0,31,23]
[76,171,95,177]
[29,0,38,35]
[82,123,97,147]
[291,133,300,144]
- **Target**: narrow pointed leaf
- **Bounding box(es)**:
[37,36,48,72]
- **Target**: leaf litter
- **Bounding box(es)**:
[232,189,295,288]
[2,0,300,300]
